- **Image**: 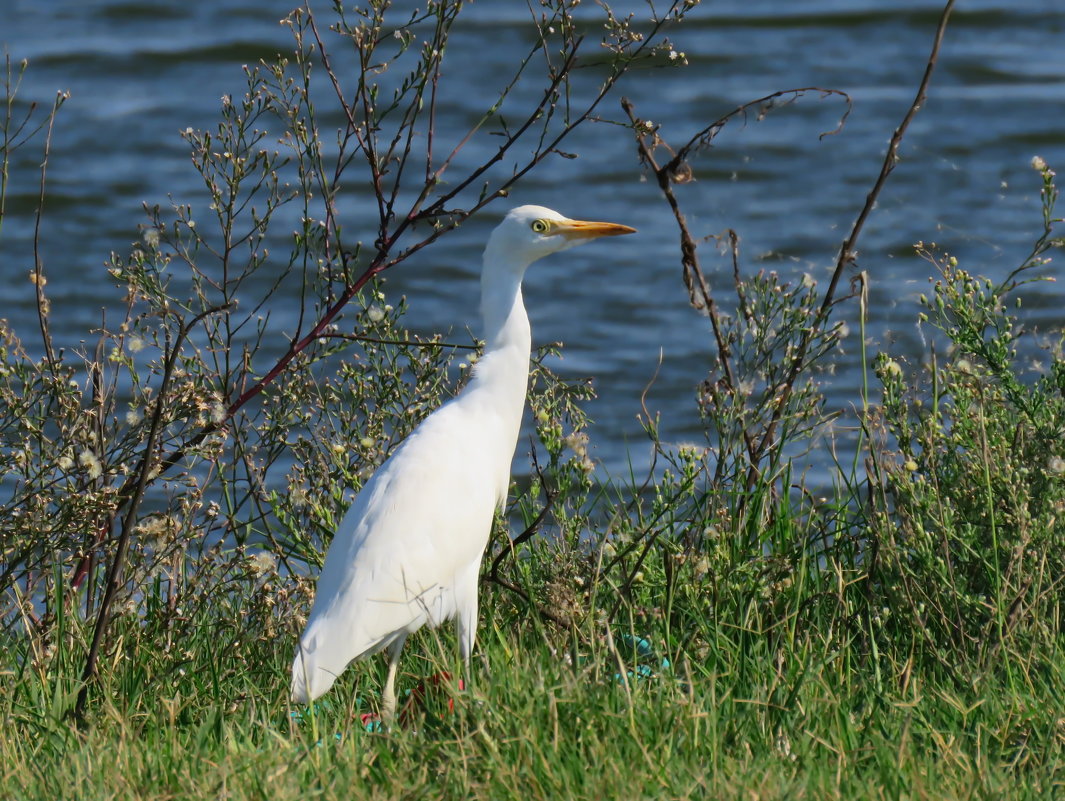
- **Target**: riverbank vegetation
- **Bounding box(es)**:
[2,1,1063,798]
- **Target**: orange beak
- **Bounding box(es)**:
[550,217,637,241]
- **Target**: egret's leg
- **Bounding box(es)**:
[380,633,407,724]
[456,592,479,684]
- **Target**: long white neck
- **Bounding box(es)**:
[462,239,533,425]
[481,271,530,353]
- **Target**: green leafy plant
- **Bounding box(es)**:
[868,158,1065,673]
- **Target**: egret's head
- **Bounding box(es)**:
[486,205,636,269]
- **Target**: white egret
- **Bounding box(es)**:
[290,205,635,720]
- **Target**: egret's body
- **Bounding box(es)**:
[290,206,634,719]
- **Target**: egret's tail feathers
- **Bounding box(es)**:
[290,646,339,704]
[290,621,415,704]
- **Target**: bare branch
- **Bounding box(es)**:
[752,0,957,471]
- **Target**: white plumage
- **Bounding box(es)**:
[290,205,635,720]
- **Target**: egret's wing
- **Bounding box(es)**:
[291,400,506,701]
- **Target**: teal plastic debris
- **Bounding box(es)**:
[614,634,671,683]
[288,697,379,739]
[288,698,333,725]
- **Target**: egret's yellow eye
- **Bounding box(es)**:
[530,219,550,234]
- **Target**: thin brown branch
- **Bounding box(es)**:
[72,304,228,721]
[622,96,758,467]
[487,446,557,580]
[31,91,66,372]
[668,87,851,173]
[314,331,479,351]
[751,0,956,473]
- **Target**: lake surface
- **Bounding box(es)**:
[3,0,1064,485]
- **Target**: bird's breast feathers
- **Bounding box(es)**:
[312,399,517,615]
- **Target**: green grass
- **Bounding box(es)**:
[4,564,1064,801]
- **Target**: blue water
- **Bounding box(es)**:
[3,0,1064,483]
